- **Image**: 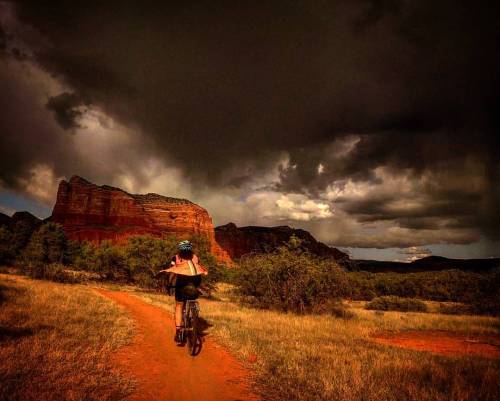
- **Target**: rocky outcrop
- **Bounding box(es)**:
[215,223,349,264]
[51,176,230,262]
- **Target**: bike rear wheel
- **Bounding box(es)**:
[186,302,199,356]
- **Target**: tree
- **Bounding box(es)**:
[10,220,36,255]
[0,227,13,264]
[125,235,175,277]
[22,223,67,265]
[93,241,127,281]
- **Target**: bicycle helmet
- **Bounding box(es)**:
[178,240,193,252]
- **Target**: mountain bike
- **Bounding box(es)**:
[159,279,203,356]
[180,299,201,356]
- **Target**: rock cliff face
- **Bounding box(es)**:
[215,223,349,264]
[51,176,230,262]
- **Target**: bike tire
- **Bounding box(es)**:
[186,304,199,356]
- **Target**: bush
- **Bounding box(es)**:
[0,227,14,265]
[438,303,473,315]
[71,241,98,271]
[125,235,176,278]
[13,225,228,288]
[233,244,348,313]
[365,296,428,312]
[67,235,227,288]
[20,223,67,266]
[320,300,356,319]
[22,262,81,284]
[467,268,500,316]
[10,219,38,255]
[93,241,128,281]
[349,268,499,316]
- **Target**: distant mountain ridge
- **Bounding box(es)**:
[215,222,350,264]
[0,211,42,230]
[353,255,500,273]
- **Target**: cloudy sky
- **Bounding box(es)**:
[0,1,498,260]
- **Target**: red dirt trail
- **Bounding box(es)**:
[96,289,260,401]
[371,330,500,358]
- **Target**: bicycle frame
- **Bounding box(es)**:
[183,300,199,326]
[180,299,201,355]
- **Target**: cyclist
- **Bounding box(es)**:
[158,240,207,343]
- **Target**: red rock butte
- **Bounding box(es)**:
[51,176,230,263]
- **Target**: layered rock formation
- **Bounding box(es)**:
[51,176,230,262]
[215,223,349,264]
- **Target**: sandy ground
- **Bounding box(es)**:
[371,330,500,358]
[96,289,260,401]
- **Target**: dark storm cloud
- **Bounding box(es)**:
[1,0,499,245]
[11,1,499,167]
[46,92,86,130]
[340,189,480,224]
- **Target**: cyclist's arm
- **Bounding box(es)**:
[156,256,176,275]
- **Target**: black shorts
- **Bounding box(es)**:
[174,274,202,302]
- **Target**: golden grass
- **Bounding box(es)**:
[135,284,500,401]
[0,274,134,401]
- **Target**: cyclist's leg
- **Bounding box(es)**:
[175,301,183,327]
[174,285,185,342]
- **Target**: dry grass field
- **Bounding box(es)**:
[136,284,500,401]
[1,274,499,401]
[0,274,134,401]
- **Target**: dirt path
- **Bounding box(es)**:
[371,330,500,358]
[96,289,260,401]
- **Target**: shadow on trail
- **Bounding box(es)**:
[197,316,212,338]
[193,317,212,356]
[177,317,212,356]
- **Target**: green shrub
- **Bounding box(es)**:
[233,245,348,313]
[67,235,227,288]
[20,222,67,266]
[348,269,491,302]
[438,303,473,315]
[0,227,14,265]
[93,241,128,281]
[125,235,176,278]
[71,241,98,271]
[467,268,500,316]
[21,262,81,284]
[365,296,428,312]
[349,268,499,316]
[320,300,356,319]
[10,219,37,255]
